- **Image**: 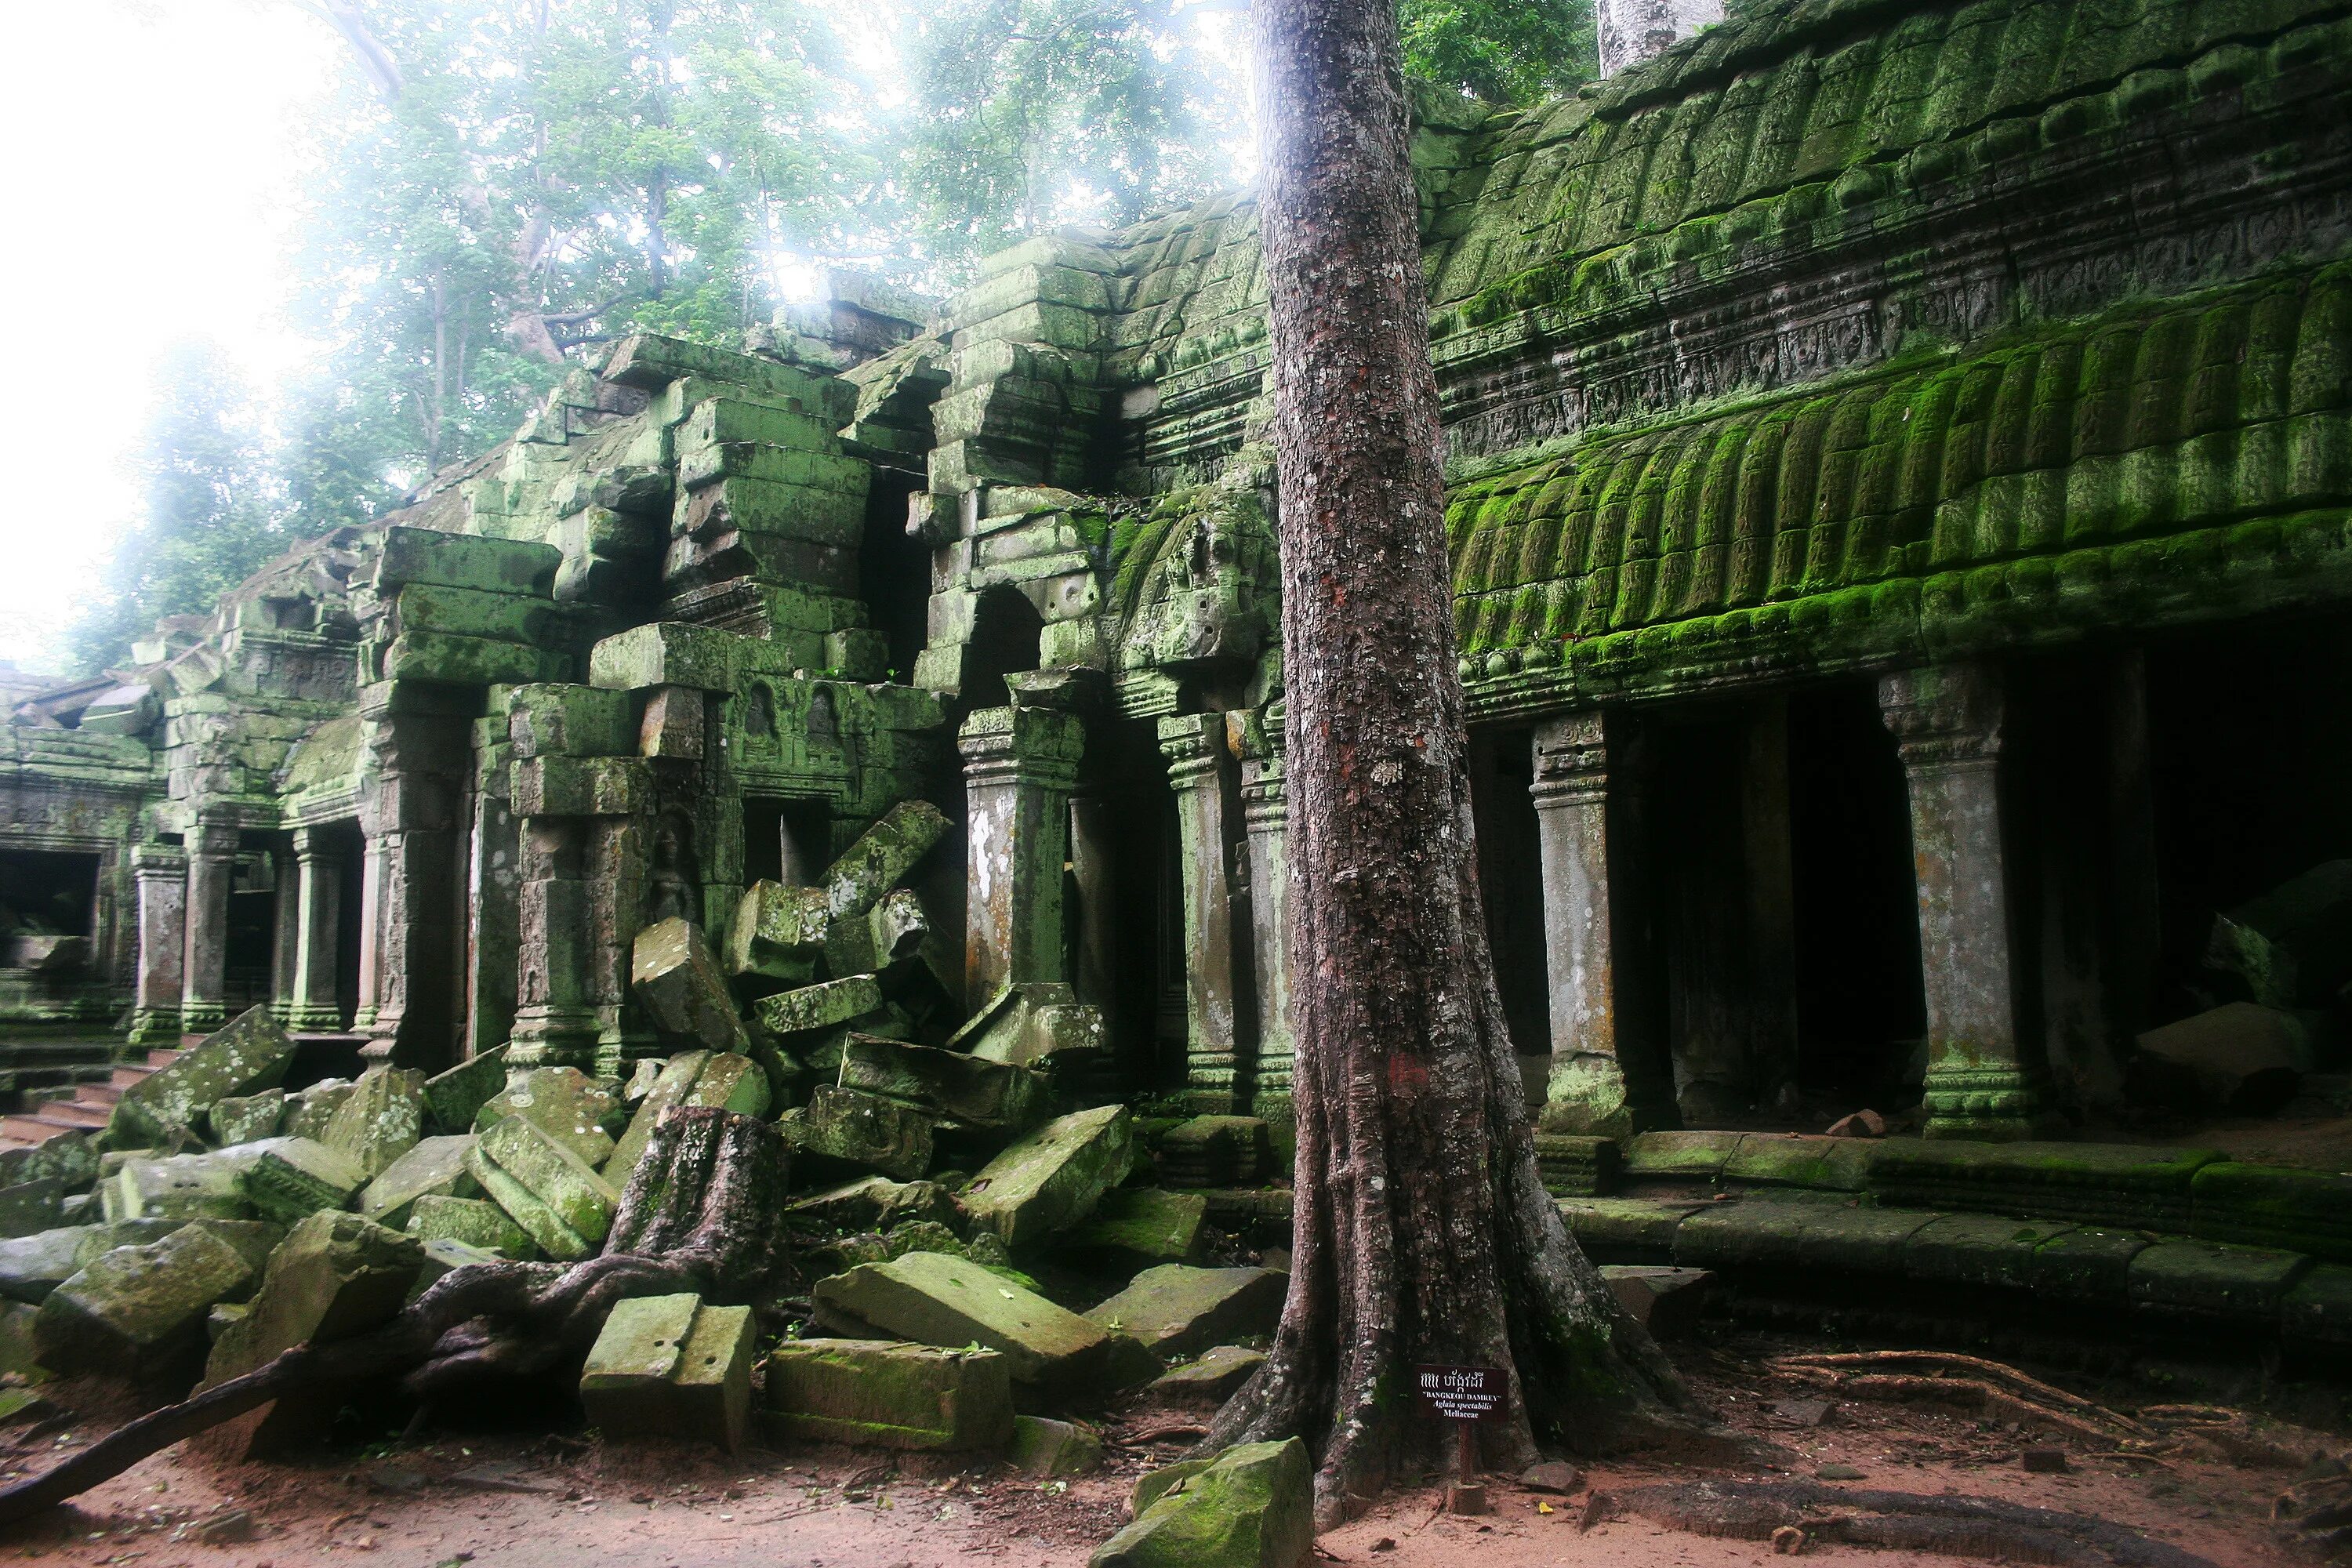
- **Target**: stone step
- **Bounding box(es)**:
[0,1111,93,1143]
[107,1064,154,1091]
[72,1082,123,1109]
[146,1048,182,1069]
[33,1101,108,1130]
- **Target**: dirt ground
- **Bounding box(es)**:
[0,1327,2310,1568]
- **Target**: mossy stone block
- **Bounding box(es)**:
[812,1250,1154,1394]
[1902,1213,2079,1291]
[0,1225,97,1305]
[1086,1266,1284,1361]
[33,1220,263,1381]
[1063,1188,1208,1264]
[783,1086,936,1181]
[630,919,753,1057]
[1556,1196,1707,1259]
[423,1047,509,1134]
[960,1105,1134,1248]
[106,1147,266,1224]
[464,1150,594,1261]
[761,1338,1014,1452]
[581,1294,755,1450]
[110,1007,297,1145]
[473,1067,619,1169]
[680,1051,769,1116]
[406,1194,536,1258]
[2128,1238,2310,1317]
[285,1080,357,1142]
[209,1091,286,1147]
[1090,1437,1312,1568]
[2282,1263,2352,1345]
[1622,1130,1745,1181]
[2190,1162,2352,1262]
[475,1114,619,1245]
[1010,1414,1103,1478]
[1722,1134,1873,1192]
[838,1036,1051,1130]
[1673,1200,1934,1275]
[605,1052,712,1185]
[358,1135,479,1230]
[1150,1345,1265,1405]
[755,975,886,1036]
[2027,1225,2154,1299]
[239,1137,367,1225]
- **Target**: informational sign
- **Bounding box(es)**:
[1414,1365,1508,1424]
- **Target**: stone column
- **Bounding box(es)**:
[960,706,1083,1004]
[127,844,187,1047]
[506,814,602,1071]
[1239,707,1295,1141]
[357,707,469,1069]
[1880,663,2038,1139]
[1068,794,1118,1011]
[287,826,347,1032]
[1530,712,1632,1137]
[180,817,237,1037]
[465,715,521,1058]
[268,844,302,1026]
[1160,713,1245,1116]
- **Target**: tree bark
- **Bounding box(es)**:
[0,1109,791,1527]
[1207,0,1690,1526]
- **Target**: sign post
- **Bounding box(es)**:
[1415,1365,1506,1515]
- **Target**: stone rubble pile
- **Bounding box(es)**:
[0,858,1313,1562]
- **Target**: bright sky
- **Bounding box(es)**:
[0,2,339,676]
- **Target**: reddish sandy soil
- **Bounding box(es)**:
[0,1329,2308,1568]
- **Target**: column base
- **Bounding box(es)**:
[1540,1052,1635,1140]
[1921,1066,2042,1141]
[125,1008,181,1048]
[180,1003,227,1037]
[507,1005,603,1073]
[284,1004,347,1033]
[1251,1091,1298,1168]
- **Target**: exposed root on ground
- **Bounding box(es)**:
[0,1108,792,1529]
[1769,1351,2153,1445]
[1610,1477,2220,1567]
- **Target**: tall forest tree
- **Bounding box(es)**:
[70,340,295,673]
[1203,0,1685,1523]
[287,0,871,493]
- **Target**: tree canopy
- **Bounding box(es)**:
[67,0,1594,673]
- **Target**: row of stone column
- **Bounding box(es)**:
[129,823,352,1047]
[1532,662,2037,1141]
[954,702,1297,1126]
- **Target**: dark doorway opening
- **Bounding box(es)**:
[1095,722,1185,1098]
[859,471,930,684]
[0,849,99,942]
[964,587,1044,712]
[742,797,834,889]
[1788,681,1926,1105]
[225,846,278,1012]
[1468,727,1549,1102]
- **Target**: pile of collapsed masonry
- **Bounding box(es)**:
[0,802,1316,1564]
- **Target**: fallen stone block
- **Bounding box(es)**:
[1154,1116,1271,1189]
[358,1136,480,1230]
[110,1007,299,1145]
[1010,1414,1103,1478]
[240,1138,367,1225]
[466,1155,595,1261]
[960,1105,1133,1248]
[198,1210,423,1456]
[0,1133,96,1193]
[209,1091,286,1147]
[1149,1345,1265,1406]
[0,1225,98,1305]
[0,1301,39,1378]
[760,1338,1014,1451]
[1086,1265,1284,1361]
[407,1194,537,1258]
[791,1176,962,1235]
[782,1087,935,1181]
[680,1051,770,1116]
[410,1236,502,1298]
[285,1079,357,1141]
[473,1067,620,1168]
[1092,1438,1312,1568]
[604,1051,713,1184]
[0,1180,63,1240]
[951,982,1104,1069]
[103,1147,267,1224]
[423,1047,509,1133]
[755,975,884,1037]
[1063,1189,1207,1265]
[579,1293,756,1450]
[2133,1003,2310,1114]
[724,880,828,982]
[811,1250,1156,1395]
[1598,1265,1714,1336]
[34,1220,267,1381]
[630,918,753,1055]
[474,1114,619,1250]
[839,1036,1051,1130]
[816,800,950,924]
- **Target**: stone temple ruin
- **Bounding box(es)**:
[4,0,2352,1480]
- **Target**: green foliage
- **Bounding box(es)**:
[1400,0,1595,105]
[69,340,297,673]
[289,0,869,494]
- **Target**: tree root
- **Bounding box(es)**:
[0,1107,790,1530]
[1769,1352,2154,1445]
[1614,1478,2220,1568]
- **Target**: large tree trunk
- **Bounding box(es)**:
[1206,0,1690,1526]
[0,1108,790,1526]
